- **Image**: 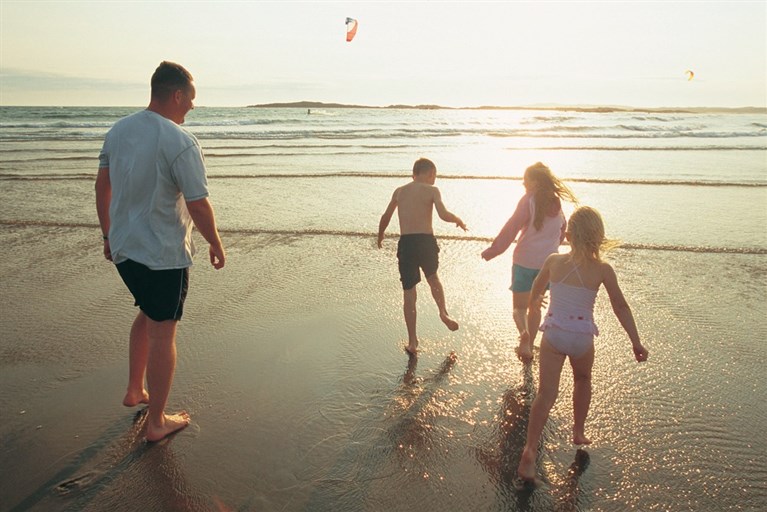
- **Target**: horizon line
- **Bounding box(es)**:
[1,102,765,113]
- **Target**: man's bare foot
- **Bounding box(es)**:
[440,313,459,331]
[123,388,150,407]
[517,447,537,483]
[146,411,191,442]
[573,431,592,445]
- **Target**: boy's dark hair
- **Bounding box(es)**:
[150,61,194,101]
[412,158,436,176]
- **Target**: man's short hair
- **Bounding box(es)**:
[412,157,436,176]
[151,61,194,101]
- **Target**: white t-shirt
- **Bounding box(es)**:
[99,110,209,270]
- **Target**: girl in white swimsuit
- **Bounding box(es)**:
[541,264,598,358]
[516,206,650,485]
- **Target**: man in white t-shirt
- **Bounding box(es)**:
[95,61,225,442]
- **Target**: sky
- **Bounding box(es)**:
[1,1,765,108]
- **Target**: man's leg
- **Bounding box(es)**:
[123,312,150,406]
[404,287,418,354]
[145,317,189,442]
[425,273,459,331]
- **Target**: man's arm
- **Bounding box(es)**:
[186,197,225,269]
[432,187,467,231]
[377,190,398,248]
[95,167,112,261]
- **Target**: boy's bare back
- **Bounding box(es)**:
[377,159,466,249]
[395,181,440,235]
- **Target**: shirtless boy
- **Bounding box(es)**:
[377,158,467,354]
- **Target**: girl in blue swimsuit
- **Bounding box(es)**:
[517,206,649,484]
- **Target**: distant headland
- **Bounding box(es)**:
[247,101,766,115]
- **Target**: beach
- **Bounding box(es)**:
[1,106,766,511]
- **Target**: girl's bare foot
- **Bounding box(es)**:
[440,313,459,331]
[405,343,418,355]
[573,431,592,445]
[123,388,150,407]
[515,344,533,362]
[146,411,191,442]
[517,447,537,483]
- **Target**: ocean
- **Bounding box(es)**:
[0,106,765,511]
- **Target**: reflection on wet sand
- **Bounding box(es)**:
[301,351,458,511]
[389,351,457,463]
[552,448,590,512]
[9,408,221,512]
[476,361,593,511]
[8,409,148,512]
[476,362,539,508]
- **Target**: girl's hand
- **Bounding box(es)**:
[633,344,649,362]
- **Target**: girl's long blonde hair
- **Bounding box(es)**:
[525,162,578,230]
[567,206,620,262]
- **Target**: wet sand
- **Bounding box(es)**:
[1,226,766,511]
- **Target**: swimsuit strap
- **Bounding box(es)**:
[559,262,586,287]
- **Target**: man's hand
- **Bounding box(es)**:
[103,239,112,261]
[209,244,225,269]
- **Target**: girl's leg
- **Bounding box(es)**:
[518,337,566,481]
[512,291,532,359]
[570,344,595,445]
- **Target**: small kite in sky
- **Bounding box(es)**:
[685,69,694,81]
[346,17,358,42]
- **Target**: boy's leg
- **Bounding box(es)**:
[145,317,190,442]
[570,345,595,445]
[403,287,418,353]
[123,311,150,407]
[425,273,459,331]
[518,337,566,481]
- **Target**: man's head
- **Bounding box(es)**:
[412,157,437,184]
[149,61,196,124]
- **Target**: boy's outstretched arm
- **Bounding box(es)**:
[433,187,467,231]
[377,192,398,248]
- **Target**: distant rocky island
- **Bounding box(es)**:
[247,101,766,115]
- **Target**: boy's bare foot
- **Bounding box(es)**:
[517,447,537,483]
[440,313,459,331]
[573,431,592,445]
[405,344,418,355]
[146,411,191,442]
[123,388,150,407]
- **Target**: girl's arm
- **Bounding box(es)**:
[602,263,648,362]
[481,194,530,260]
